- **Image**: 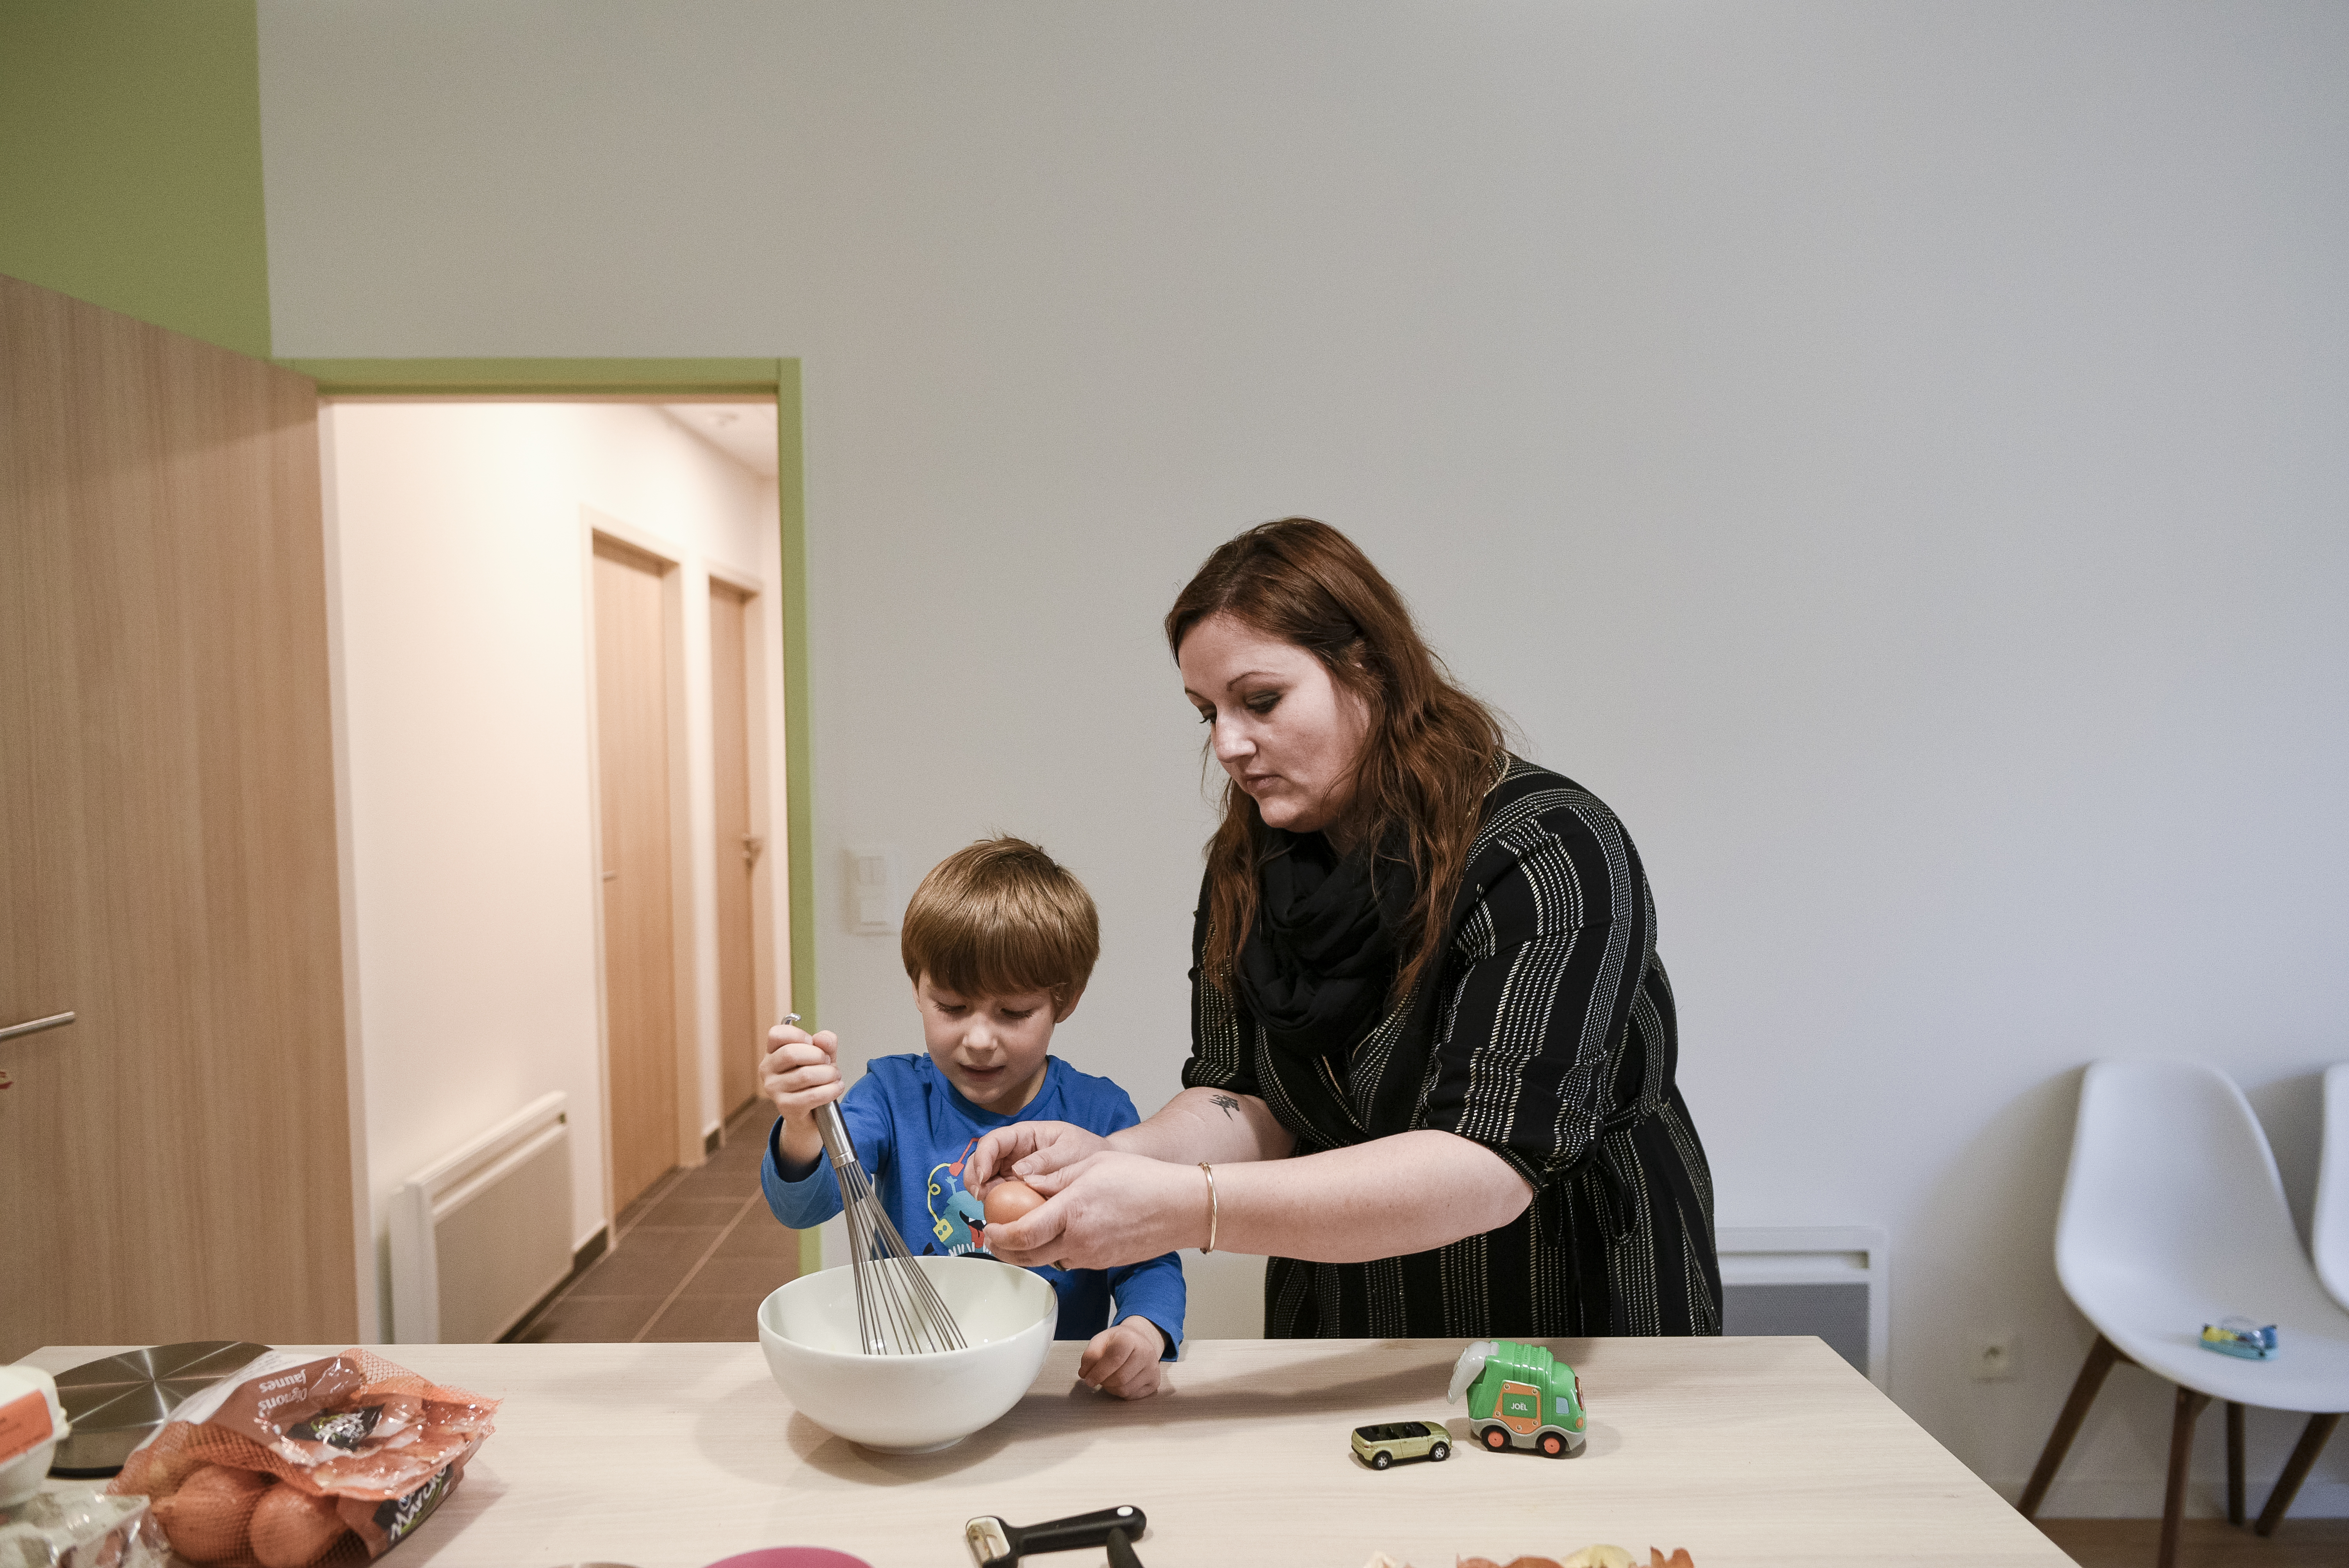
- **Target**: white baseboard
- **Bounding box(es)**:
[1987,1475,2349,1519]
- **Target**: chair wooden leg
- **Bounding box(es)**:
[2255,1412,2342,1537]
[2226,1401,2245,1525]
[2019,1333,2123,1518]
[2159,1386,2211,1568]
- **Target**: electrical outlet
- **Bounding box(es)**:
[1973,1334,2017,1382]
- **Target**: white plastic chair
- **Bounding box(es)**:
[2019,1060,2349,1568]
[2315,1064,2349,1311]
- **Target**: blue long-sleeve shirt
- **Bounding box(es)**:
[762,1053,1186,1356]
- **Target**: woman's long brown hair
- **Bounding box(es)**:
[1167,518,1506,1002]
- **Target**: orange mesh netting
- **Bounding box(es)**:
[107,1349,498,1567]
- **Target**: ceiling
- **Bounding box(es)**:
[659,402,779,478]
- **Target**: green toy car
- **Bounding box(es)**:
[1448,1339,1587,1457]
[1350,1418,1452,1470]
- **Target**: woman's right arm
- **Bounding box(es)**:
[1108,1085,1292,1164]
[964,1090,1290,1191]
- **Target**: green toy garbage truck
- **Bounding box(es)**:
[1447,1339,1586,1457]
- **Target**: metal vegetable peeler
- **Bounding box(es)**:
[963,1505,1146,1566]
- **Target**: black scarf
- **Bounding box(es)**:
[1234,828,1417,1062]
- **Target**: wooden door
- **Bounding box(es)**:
[0,274,357,1360]
[709,583,761,1120]
[592,537,681,1214]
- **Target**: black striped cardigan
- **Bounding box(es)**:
[1181,754,1722,1339]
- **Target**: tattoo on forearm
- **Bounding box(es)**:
[1211,1094,1239,1121]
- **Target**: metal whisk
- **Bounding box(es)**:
[784,1014,968,1355]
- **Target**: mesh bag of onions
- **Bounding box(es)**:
[105,1348,498,1568]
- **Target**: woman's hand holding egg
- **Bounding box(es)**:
[982,1150,1205,1272]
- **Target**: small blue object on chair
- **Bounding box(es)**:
[2199,1320,2278,1361]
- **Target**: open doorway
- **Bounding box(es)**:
[308,366,816,1342]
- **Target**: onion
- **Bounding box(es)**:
[152,1464,273,1564]
[250,1482,352,1567]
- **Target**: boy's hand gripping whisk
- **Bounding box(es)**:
[782,1014,968,1354]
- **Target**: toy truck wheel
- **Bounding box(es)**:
[1371,1450,1392,1470]
[1482,1425,1509,1451]
[1429,1441,1450,1461]
[1540,1432,1565,1457]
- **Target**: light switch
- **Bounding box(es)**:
[843,844,899,934]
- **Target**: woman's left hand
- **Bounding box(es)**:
[982,1151,1207,1271]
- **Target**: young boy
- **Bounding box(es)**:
[759,836,1184,1399]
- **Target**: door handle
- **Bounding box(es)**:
[0,1011,75,1045]
[741,833,766,867]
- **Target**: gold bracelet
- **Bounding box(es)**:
[1199,1162,1218,1254]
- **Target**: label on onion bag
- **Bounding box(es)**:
[376,1460,454,1546]
[208,1354,367,1446]
[157,1348,321,1432]
[284,1402,385,1451]
[343,1454,469,1556]
[0,1388,53,1464]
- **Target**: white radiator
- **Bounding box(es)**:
[390,1092,574,1343]
[1718,1225,1890,1388]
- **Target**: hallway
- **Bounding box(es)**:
[513,1100,795,1343]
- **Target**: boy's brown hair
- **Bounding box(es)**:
[901,836,1100,1011]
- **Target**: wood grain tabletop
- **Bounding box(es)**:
[23,1336,2071,1568]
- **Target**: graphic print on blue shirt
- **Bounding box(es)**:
[925,1139,992,1256]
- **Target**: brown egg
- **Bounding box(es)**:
[249,1482,352,1568]
[153,1464,274,1564]
[983,1178,1046,1226]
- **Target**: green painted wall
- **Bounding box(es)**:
[0,0,273,357]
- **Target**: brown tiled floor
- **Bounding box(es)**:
[510,1099,798,1343]
[2037,1517,2349,1568]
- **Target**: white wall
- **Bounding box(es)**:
[264,3,2349,1510]
[322,401,784,1338]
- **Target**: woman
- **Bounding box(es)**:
[975,518,1719,1338]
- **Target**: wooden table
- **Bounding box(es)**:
[24,1338,2071,1568]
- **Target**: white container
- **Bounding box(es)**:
[0,1363,70,1507]
[757,1257,1057,1453]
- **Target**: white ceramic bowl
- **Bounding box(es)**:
[757,1256,1057,1453]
